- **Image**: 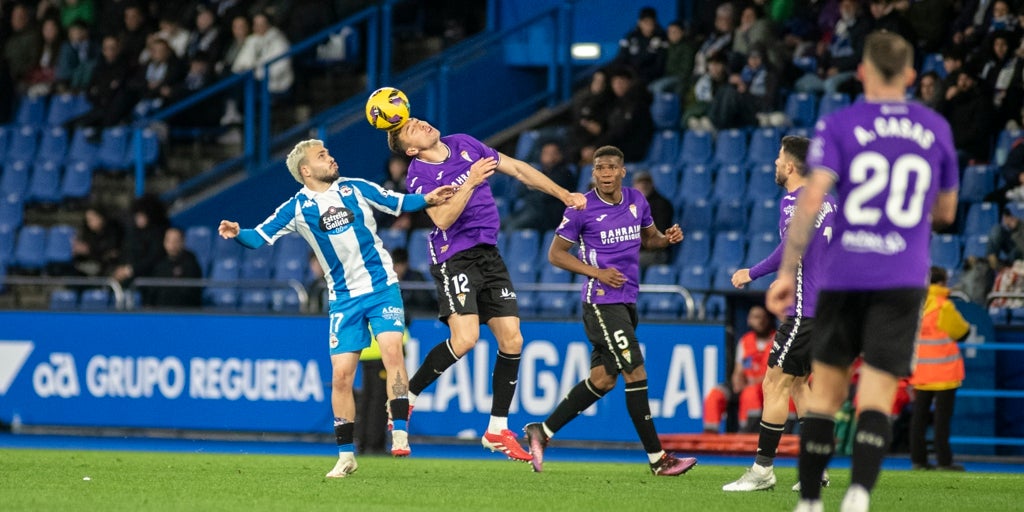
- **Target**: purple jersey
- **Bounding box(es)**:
[405,133,502,264]
[556,187,653,304]
[808,101,959,290]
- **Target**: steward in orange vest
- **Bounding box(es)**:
[908,266,970,471]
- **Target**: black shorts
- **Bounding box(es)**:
[813,288,927,378]
[430,245,519,323]
[582,303,645,375]
[768,316,814,377]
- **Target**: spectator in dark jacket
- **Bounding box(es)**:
[55,20,98,93]
[942,68,996,167]
[613,6,668,86]
[147,226,203,308]
[632,170,674,267]
[505,141,577,232]
[112,194,169,285]
[72,205,124,278]
[590,67,654,163]
[567,68,614,165]
[73,35,137,129]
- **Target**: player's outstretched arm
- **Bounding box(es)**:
[495,152,586,210]
[548,235,625,288]
[217,220,266,249]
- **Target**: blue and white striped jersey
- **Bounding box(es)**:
[255,178,411,300]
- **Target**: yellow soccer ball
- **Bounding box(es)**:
[365,87,410,131]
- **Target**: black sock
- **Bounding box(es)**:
[545,378,607,433]
[409,339,459,395]
[491,351,521,417]
[389,397,409,431]
[850,409,891,492]
[334,419,355,452]
[625,379,661,454]
[798,412,835,500]
[754,420,786,467]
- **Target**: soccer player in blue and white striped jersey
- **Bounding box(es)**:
[218,139,454,478]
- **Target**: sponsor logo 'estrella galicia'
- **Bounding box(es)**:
[319,206,355,233]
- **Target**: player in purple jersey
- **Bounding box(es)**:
[724,136,837,492]
[767,33,959,512]
[519,145,698,476]
[387,119,587,462]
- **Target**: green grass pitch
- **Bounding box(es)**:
[1,448,1019,511]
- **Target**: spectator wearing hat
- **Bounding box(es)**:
[942,68,995,167]
[632,170,674,268]
[613,6,668,86]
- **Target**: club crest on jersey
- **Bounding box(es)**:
[339,185,353,196]
[460,150,473,162]
[329,333,339,349]
[457,293,467,307]
[319,206,355,233]
[629,204,637,218]
[440,244,449,253]
[621,349,632,364]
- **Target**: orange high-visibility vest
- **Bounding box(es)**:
[909,285,969,390]
[738,330,774,382]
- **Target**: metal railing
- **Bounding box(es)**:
[0,275,125,308]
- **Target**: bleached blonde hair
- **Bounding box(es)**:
[285,139,324,184]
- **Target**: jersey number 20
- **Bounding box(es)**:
[844,151,932,228]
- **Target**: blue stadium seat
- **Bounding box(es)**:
[514,129,541,161]
[205,258,240,309]
[993,128,1023,166]
[15,95,47,127]
[0,223,14,262]
[747,198,780,236]
[184,225,214,275]
[13,225,46,270]
[406,228,432,276]
[963,234,989,259]
[0,126,10,162]
[744,231,780,267]
[643,263,677,284]
[1,160,30,195]
[44,224,75,267]
[98,126,130,170]
[516,290,538,317]
[271,289,301,313]
[36,126,68,164]
[273,254,307,283]
[784,92,818,127]
[576,164,593,192]
[679,264,711,318]
[644,129,681,165]
[273,233,308,265]
[239,289,271,313]
[648,163,679,198]
[79,288,112,310]
[712,264,741,291]
[212,232,243,263]
[679,198,714,233]
[678,129,713,166]
[711,231,745,269]
[538,230,557,263]
[713,164,747,201]
[241,245,274,279]
[46,93,83,126]
[60,160,93,200]
[651,92,681,129]
[713,129,748,166]
[506,229,541,268]
[679,163,713,202]
[508,260,536,286]
[536,264,575,317]
[747,127,782,165]
[8,125,38,162]
[0,192,24,230]
[27,160,62,204]
[714,198,747,232]
[49,289,78,310]
[131,127,160,167]
[920,53,945,78]
[929,234,962,270]
[378,227,407,251]
[786,126,812,139]
[674,229,710,266]
[66,127,99,166]
[746,163,779,203]
[964,202,999,238]
[960,164,998,203]
[817,93,850,118]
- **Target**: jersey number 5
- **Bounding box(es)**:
[844,151,932,228]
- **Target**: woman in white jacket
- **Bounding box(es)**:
[231,12,293,94]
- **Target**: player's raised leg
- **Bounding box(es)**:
[482,315,532,461]
[326,352,360,478]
